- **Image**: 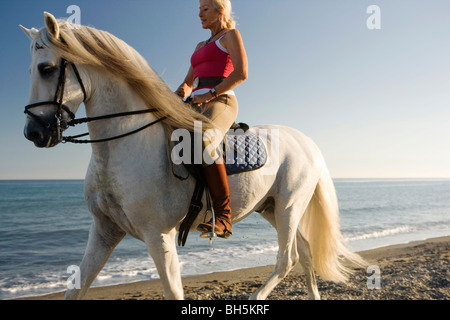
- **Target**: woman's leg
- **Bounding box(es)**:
[197,95,238,238]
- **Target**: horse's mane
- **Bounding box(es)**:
[40,20,214,133]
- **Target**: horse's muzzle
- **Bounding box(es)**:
[24,116,60,148]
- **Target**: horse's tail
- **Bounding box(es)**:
[300,166,367,282]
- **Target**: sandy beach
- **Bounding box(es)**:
[17,236,449,301]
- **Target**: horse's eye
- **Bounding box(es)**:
[35,43,44,50]
[38,63,57,77]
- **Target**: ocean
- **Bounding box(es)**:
[1,178,449,300]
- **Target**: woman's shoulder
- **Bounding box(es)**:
[223,28,240,39]
[220,29,244,49]
[221,29,243,43]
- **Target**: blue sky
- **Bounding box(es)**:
[1,0,450,179]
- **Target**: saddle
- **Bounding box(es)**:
[173,122,268,246]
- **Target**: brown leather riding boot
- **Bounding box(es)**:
[197,162,233,238]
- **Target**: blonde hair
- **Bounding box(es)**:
[212,0,236,29]
[41,20,214,134]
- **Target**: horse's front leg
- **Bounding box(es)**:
[145,228,184,300]
[65,216,125,300]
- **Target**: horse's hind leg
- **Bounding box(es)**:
[296,227,320,299]
[253,183,318,300]
[251,204,301,300]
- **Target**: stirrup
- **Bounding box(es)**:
[198,187,232,241]
[198,202,216,242]
[199,187,217,242]
[199,219,217,240]
[198,219,232,239]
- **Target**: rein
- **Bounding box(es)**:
[24,58,166,144]
[63,109,166,144]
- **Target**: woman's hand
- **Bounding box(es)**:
[175,88,185,99]
[192,92,214,106]
[175,83,191,99]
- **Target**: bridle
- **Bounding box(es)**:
[24,58,165,144]
[24,58,81,142]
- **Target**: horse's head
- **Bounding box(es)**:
[21,12,86,148]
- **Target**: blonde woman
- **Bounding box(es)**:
[176,0,248,239]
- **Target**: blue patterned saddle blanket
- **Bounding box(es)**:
[224,129,268,175]
[170,125,268,179]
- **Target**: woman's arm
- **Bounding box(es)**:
[215,29,248,94]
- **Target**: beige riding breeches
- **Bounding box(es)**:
[193,95,239,166]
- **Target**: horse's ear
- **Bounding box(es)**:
[19,25,41,40]
[44,12,60,39]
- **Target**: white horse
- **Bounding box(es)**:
[21,13,365,300]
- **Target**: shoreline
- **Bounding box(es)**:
[16,235,449,300]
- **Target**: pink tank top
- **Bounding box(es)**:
[191,38,234,92]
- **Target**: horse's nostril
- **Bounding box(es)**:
[29,131,40,140]
[24,126,43,143]
[25,130,39,141]
[24,128,49,148]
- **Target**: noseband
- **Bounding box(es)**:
[24,58,165,144]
